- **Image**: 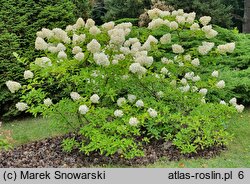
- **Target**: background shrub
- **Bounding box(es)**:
[102,0,151,22]
[162,0,233,28]
[0,0,90,121]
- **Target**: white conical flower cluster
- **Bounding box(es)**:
[6,81,21,93]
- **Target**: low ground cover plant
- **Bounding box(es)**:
[0,122,13,151]
[6,8,245,158]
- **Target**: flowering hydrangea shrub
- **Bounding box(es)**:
[7,10,245,158]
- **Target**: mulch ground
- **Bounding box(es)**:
[0,134,226,168]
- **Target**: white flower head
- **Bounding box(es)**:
[128,94,136,103]
[135,55,153,67]
[191,58,200,67]
[44,98,52,106]
[202,25,212,32]
[24,70,34,79]
[184,72,194,80]
[161,57,173,64]
[146,35,158,44]
[156,91,164,98]
[52,28,70,43]
[216,80,225,89]
[70,92,81,101]
[112,59,119,65]
[179,84,190,93]
[205,29,218,39]
[74,52,85,61]
[117,97,126,107]
[85,18,95,28]
[16,102,28,111]
[129,117,139,126]
[190,23,200,30]
[102,21,115,30]
[57,43,66,51]
[65,25,74,32]
[184,54,192,61]
[37,28,54,39]
[108,28,126,46]
[129,63,147,76]
[114,110,124,117]
[160,33,171,44]
[160,10,171,17]
[199,16,211,26]
[148,18,167,29]
[35,37,48,50]
[6,81,21,93]
[135,100,144,107]
[58,51,67,59]
[79,105,89,115]
[235,104,244,113]
[35,57,52,67]
[120,47,130,55]
[192,75,201,82]
[198,42,214,55]
[73,34,86,45]
[87,39,101,53]
[172,44,184,54]
[161,67,169,75]
[147,108,157,118]
[89,26,101,35]
[93,52,110,67]
[169,21,178,30]
[217,43,235,54]
[180,78,187,85]
[176,15,186,24]
[220,100,227,105]
[229,97,237,106]
[212,70,219,77]
[72,46,82,54]
[226,43,235,53]
[199,88,208,96]
[178,62,184,67]
[48,46,58,53]
[148,8,161,19]
[90,94,100,104]
[75,18,85,29]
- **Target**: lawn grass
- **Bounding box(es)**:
[2,117,68,146]
[1,108,250,168]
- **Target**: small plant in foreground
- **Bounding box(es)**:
[6,8,244,158]
[0,122,13,151]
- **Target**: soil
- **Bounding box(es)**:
[0,134,226,168]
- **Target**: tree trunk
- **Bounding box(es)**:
[243,0,250,33]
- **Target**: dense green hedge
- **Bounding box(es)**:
[0,0,90,121]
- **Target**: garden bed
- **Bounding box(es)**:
[0,133,225,168]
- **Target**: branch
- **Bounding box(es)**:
[55,108,74,129]
[133,74,159,100]
[232,14,244,22]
